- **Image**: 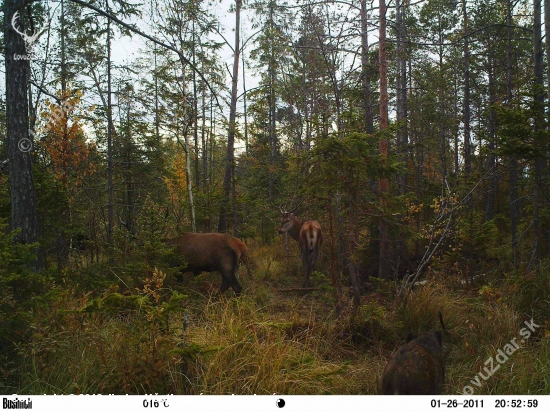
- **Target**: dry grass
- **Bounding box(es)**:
[14,242,550,395]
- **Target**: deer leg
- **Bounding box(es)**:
[311,248,319,272]
[231,267,242,296]
[230,276,242,296]
[222,263,242,296]
[302,250,310,287]
[220,275,231,294]
[175,265,189,284]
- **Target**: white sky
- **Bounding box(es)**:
[107,0,259,150]
[2,0,382,151]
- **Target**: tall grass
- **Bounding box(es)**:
[12,242,550,395]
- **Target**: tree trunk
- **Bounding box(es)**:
[106,0,114,247]
[125,100,134,233]
[242,38,249,155]
[462,0,471,177]
[179,70,197,233]
[507,0,519,265]
[183,134,196,233]
[486,52,496,221]
[5,0,41,269]
[360,0,374,134]
[545,0,550,104]
[218,0,241,232]
[268,1,276,202]
[532,0,545,265]
[201,82,208,192]
[192,19,200,190]
[396,0,408,195]
[348,179,361,310]
[154,44,160,141]
[436,6,447,190]
[378,0,390,280]
[328,196,342,316]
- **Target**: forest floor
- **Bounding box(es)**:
[11,240,550,395]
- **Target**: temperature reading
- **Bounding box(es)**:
[143,399,169,408]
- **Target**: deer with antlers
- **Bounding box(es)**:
[277,203,323,287]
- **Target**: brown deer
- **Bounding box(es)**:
[381,313,447,394]
[166,233,248,296]
[277,209,322,287]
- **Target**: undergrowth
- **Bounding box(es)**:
[3,238,549,395]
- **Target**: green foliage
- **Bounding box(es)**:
[306,132,387,195]
[494,102,541,159]
[17,269,190,394]
[349,301,398,345]
[2,0,549,396]
[0,222,42,318]
[504,268,550,322]
[440,211,500,276]
[0,218,49,391]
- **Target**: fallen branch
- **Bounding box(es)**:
[399,169,495,297]
[278,287,316,293]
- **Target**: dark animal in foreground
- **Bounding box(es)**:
[277,211,322,287]
[166,233,248,295]
[381,313,446,395]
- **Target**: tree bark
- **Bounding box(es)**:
[242,38,249,155]
[434,5,448,190]
[532,0,545,265]
[192,19,200,190]
[201,81,208,192]
[348,179,361,310]
[328,196,342,316]
[360,0,374,135]
[106,0,114,247]
[507,0,519,265]
[545,0,550,104]
[218,0,241,232]
[378,0,390,280]
[184,134,197,233]
[486,52,496,221]
[396,0,408,195]
[462,0,471,177]
[268,1,276,202]
[4,0,42,269]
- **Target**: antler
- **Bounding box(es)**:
[11,11,46,45]
[11,11,26,39]
[287,198,302,215]
[273,201,285,215]
[274,198,302,215]
[26,27,46,44]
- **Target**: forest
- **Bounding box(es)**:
[1,0,549,395]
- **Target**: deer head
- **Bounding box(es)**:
[276,200,302,235]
